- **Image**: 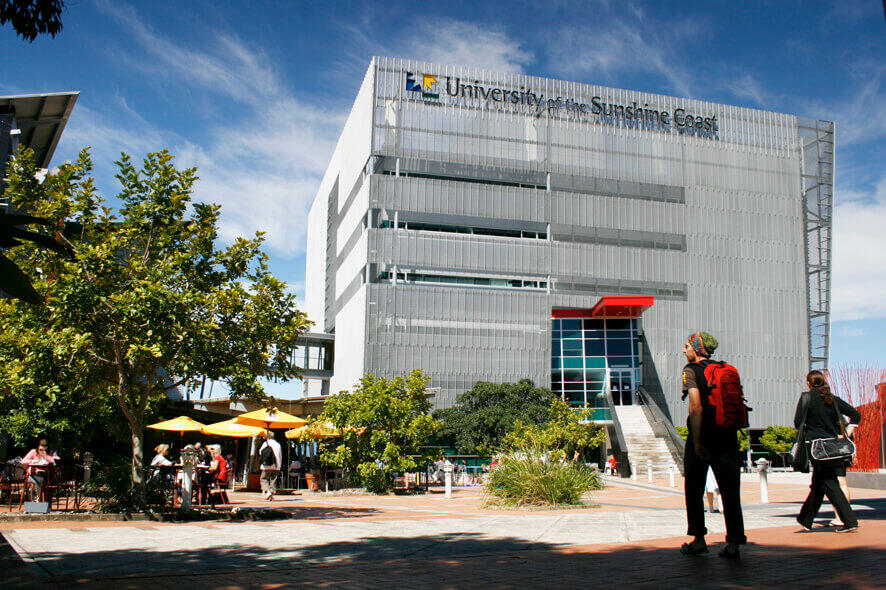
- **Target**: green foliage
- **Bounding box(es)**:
[433,379,556,454]
[737,429,750,452]
[0,148,310,506]
[501,399,607,463]
[675,425,688,440]
[760,425,797,455]
[82,455,170,513]
[484,455,602,507]
[320,370,440,493]
[0,0,64,42]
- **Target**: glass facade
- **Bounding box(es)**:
[551,318,641,420]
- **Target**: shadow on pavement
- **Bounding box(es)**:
[6,527,884,589]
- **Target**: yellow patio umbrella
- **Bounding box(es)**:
[234,407,308,430]
[147,416,206,448]
[202,418,266,438]
[285,421,341,440]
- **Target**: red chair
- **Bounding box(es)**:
[46,466,82,511]
[208,470,231,507]
[1,464,28,511]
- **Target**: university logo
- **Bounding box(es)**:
[405,72,439,99]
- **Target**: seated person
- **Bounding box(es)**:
[208,445,229,487]
[150,444,173,483]
[288,457,303,486]
[225,454,236,482]
[21,439,58,501]
[151,444,173,467]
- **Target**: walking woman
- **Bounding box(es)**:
[795,370,861,532]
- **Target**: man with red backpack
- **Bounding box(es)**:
[680,332,748,559]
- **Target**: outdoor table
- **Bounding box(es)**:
[464,465,484,485]
[24,463,58,504]
[171,464,213,505]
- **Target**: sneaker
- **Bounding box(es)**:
[835,524,858,533]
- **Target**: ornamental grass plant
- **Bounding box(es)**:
[483,454,601,507]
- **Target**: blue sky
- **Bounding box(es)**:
[1,0,884,398]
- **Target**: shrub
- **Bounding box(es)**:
[484,455,602,507]
[83,455,170,512]
[501,399,606,462]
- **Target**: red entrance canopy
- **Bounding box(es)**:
[552,296,654,319]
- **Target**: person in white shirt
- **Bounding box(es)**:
[151,444,173,467]
[258,431,282,501]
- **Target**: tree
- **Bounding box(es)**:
[0,213,75,304]
[0,147,310,507]
[320,370,440,493]
[760,425,797,468]
[501,399,607,462]
[0,0,65,42]
[433,379,556,455]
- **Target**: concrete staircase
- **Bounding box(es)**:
[614,405,680,474]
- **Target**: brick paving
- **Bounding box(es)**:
[2,474,884,589]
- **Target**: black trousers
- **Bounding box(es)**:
[797,460,857,528]
[684,434,746,544]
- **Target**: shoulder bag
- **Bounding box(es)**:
[809,402,856,465]
[789,392,811,473]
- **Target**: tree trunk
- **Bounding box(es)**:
[131,423,146,510]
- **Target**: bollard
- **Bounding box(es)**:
[82,452,94,485]
[756,457,769,504]
[669,464,676,488]
[443,460,453,499]
[631,461,638,481]
[181,447,197,510]
[647,460,653,483]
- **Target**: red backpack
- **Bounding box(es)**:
[702,361,751,429]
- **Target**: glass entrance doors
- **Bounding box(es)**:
[610,369,635,405]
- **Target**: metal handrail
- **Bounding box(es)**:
[636,386,685,459]
[604,385,632,478]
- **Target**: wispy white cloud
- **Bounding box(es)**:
[831,175,886,322]
[837,326,867,338]
[542,11,699,97]
[333,17,533,85]
[75,0,345,257]
[798,61,886,146]
[726,74,773,107]
[407,20,533,73]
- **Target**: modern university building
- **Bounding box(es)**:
[305,57,833,440]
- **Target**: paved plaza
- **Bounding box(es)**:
[2,473,885,588]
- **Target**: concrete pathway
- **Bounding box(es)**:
[3,474,884,588]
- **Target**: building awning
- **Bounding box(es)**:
[552,296,654,319]
[0,91,79,169]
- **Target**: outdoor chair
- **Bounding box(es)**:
[47,466,82,511]
[1,464,28,511]
[208,472,231,507]
[2,464,29,511]
[455,464,468,486]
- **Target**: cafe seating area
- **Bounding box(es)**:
[1,461,86,513]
